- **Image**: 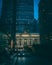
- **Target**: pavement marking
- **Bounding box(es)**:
[12,56,17,65]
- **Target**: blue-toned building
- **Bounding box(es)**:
[16,0,36,33]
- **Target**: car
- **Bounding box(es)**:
[17,50,26,56]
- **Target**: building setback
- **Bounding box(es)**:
[39,0,52,44]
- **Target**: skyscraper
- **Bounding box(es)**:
[39,0,52,44]
[1,0,13,34]
[16,0,34,20]
[16,0,36,33]
[1,0,16,46]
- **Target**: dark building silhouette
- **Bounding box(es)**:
[39,0,52,44]
[1,0,14,35]
[0,0,16,46]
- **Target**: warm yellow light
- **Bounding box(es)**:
[16,34,40,37]
[11,40,13,49]
[16,34,20,36]
[21,34,29,37]
[31,35,40,37]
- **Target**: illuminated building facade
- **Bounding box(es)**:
[16,33,40,48]
[39,0,52,44]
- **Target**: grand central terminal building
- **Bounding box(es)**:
[15,33,40,48]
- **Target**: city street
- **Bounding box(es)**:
[0,45,52,65]
[10,54,51,65]
[0,51,52,65]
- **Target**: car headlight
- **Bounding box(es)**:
[23,53,25,55]
[18,53,20,55]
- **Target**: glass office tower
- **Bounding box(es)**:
[16,0,35,33]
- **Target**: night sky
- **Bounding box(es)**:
[0,0,40,20]
[34,0,40,20]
